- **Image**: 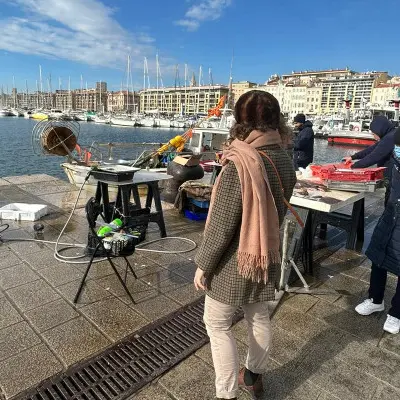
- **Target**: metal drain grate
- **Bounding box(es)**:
[18,297,243,400]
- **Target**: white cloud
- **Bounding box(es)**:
[175,19,200,32]
[176,0,232,31]
[0,0,156,69]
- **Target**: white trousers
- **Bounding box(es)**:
[203,295,272,399]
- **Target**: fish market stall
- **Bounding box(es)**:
[288,164,379,274]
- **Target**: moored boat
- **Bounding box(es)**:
[31,111,49,120]
[327,131,377,147]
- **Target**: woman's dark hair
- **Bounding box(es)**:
[229,90,281,142]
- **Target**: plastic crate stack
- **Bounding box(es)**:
[310,164,386,182]
[184,198,210,221]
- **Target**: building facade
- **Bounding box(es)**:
[107,91,139,113]
[371,83,400,108]
[55,90,74,110]
[231,81,257,104]
[139,85,229,115]
[254,70,390,115]
[320,72,388,113]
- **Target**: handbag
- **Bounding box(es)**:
[258,150,304,228]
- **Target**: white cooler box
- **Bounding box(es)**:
[0,203,49,221]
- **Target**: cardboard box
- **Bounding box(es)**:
[173,154,202,166]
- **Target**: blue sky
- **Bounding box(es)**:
[0,0,398,92]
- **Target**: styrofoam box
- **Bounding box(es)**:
[0,203,49,221]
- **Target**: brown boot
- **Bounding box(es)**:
[238,367,264,399]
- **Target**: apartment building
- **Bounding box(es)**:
[231,81,257,104]
[139,85,229,115]
[107,91,139,113]
[371,82,400,108]
[320,72,388,112]
[55,90,74,110]
[305,86,322,114]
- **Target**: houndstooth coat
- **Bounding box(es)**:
[195,144,296,306]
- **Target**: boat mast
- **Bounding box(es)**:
[208,68,213,111]
[144,57,150,113]
[126,55,130,113]
[219,52,234,129]
[156,53,159,112]
[25,80,28,108]
[86,81,88,110]
[36,80,39,109]
[184,63,188,116]
[68,76,71,111]
[12,76,16,108]
[158,56,166,114]
[196,65,202,114]
[47,77,51,109]
[80,75,83,110]
[39,65,43,108]
[99,81,104,113]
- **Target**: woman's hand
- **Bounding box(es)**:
[194,268,207,291]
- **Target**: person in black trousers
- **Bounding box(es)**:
[355,128,400,334]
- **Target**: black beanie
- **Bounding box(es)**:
[395,127,400,146]
[294,114,306,124]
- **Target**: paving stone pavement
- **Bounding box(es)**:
[0,175,398,400]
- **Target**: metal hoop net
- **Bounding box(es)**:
[32,119,80,157]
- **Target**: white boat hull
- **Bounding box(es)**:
[154,118,171,128]
[110,118,136,127]
[140,118,155,127]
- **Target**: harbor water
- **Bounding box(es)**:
[0,118,359,180]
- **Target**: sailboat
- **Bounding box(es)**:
[110,55,138,127]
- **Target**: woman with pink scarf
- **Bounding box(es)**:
[194,90,296,399]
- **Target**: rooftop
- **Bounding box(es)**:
[283,68,352,76]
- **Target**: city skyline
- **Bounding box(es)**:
[1,0,400,91]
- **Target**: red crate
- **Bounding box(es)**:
[310,164,385,182]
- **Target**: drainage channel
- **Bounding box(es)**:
[18,297,243,400]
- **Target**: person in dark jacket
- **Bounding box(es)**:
[343,116,396,205]
[293,113,314,170]
[355,127,400,334]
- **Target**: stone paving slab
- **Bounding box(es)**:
[57,278,114,307]
[41,317,110,367]
[2,174,58,185]
[0,321,41,362]
[0,262,39,290]
[0,296,24,330]
[24,298,80,333]
[80,297,148,341]
[17,180,78,196]
[6,278,61,312]
[0,249,22,270]
[0,344,62,399]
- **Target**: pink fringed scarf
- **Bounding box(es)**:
[206,130,283,283]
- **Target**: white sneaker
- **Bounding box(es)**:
[355,299,384,315]
[383,315,400,334]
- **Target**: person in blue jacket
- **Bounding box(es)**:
[293,113,314,170]
[355,127,400,334]
[343,116,396,205]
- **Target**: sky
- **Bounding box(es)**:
[0,0,399,92]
